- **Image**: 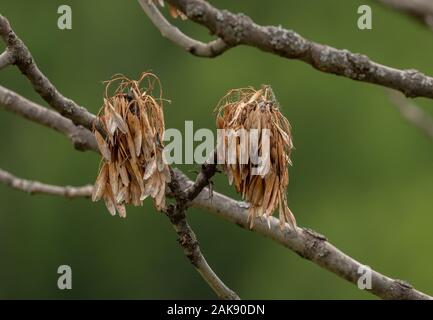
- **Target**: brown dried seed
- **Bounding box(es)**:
[92,163,108,202]
[105,99,128,134]
[103,184,116,216]
[95,131,111,162]
[108,162,118,195]
[118,162,129,187]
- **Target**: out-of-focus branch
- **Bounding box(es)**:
[377,0,433,31]
[389,90,433,140]
[0,168,93,198]
[0,14,104,133]
[138,0,229,57]
[0,49,14,69]
[0,85,98,151]
[163,0,433,99]
[173,169,433,300]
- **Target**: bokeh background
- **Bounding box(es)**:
[1,0,433,299]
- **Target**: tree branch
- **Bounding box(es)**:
[377,0,433,31]
[0,85,98,151]
[0,14,103,133]
[138,0,229,57]
[165,168,240,299]
[1,8,432,300]
[0,14,238,300]
[0,49,14,70]
[173,169,432,300]
[1,96,432,299]
[0,168,93,198]
[164,0,433,99]
[184,152,217,201]
[388,90,433,140]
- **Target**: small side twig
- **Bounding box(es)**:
[377,0,433,31]
[0,168,93,198]
[166,168,240,300]
[184,151,217,201]
[138,0,229,57]
[388,90,433,140]
[0,49,14,70]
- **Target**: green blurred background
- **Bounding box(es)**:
[1,0,433,299]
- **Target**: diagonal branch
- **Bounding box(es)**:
[164,0,433,99]
[0,92,431,299]
[173,169,433,300]
[184,152,217,201]
[0,85,98,151]
[0,12,236,296]
[0,168,93,198]
[166,168,240,299]
[1,9,432,300]
[0,49,14,70]
[377,0,433,31]
[138,0,229,57]
[0,14,104,133]
[388,90,433,140]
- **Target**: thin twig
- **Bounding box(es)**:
[0,85,98,151]
[173,168,433,300]
[164,0,433,99]
[377,0,433,31]
[0,168,93,198]
[166,168,240,300]
[184,151,217,201]
[388,90,433,140]
[138,0,229,57]
[0,49,14,70]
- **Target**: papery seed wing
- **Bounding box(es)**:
[108,162,118,195]
[266,175,279,216]
[92,163,108,202]
[116,203,126,218]
[128,113,142,157]
[143,157,157,180]
[150,174,161,198]
[129,159,144,192]
[103,184,116,216]
[155,182,165,209]
[262,174,275,213]
[116,186,128,204]
[118,162,130,187]
[106,99,128,134]
[95,131,111,161]
[130,180,142,206]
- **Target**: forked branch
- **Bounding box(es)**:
[158,0,433,99]
[138,0,229,57]
[1,6,433,299]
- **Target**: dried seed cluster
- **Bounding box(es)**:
[92,73,169,217]
[215,86,296,229]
